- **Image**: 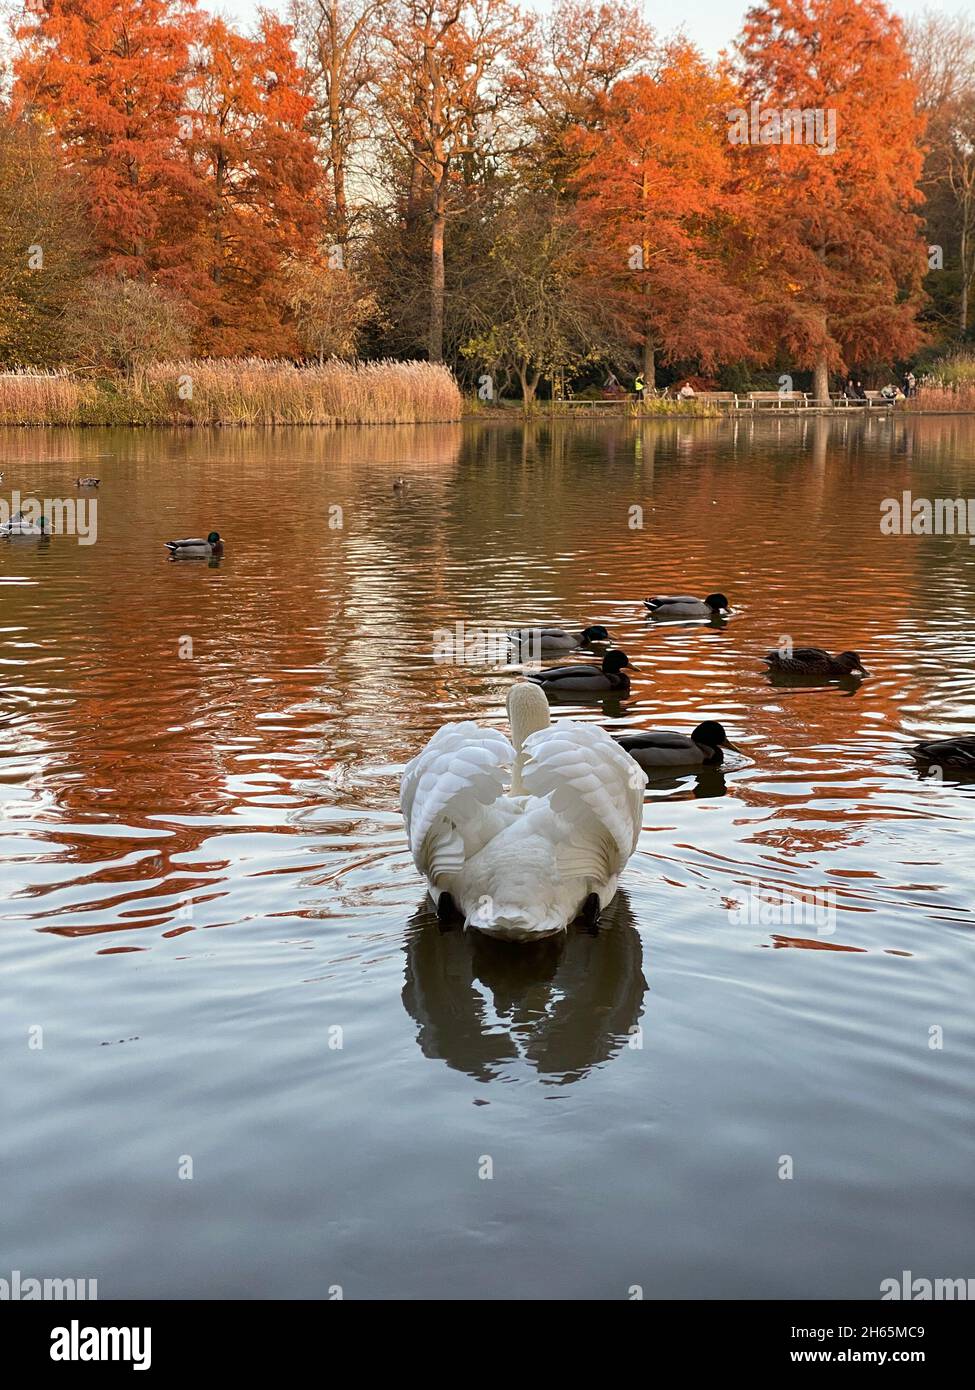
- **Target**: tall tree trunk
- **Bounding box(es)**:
[405,150,424,234]
[642,336,655,389]
[814,246,830,404]
[517,363,539,406]
[813,353,830,405]
[429,181,446,362]
[960,219,969,339]
[329,73,347,244]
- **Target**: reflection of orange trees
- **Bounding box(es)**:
[6,414,975,943]
[0,419,467,940]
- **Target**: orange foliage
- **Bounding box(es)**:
[737,0,927,385]
[570,44,755,378]
[183,15,322,354]
[15,0,200,280]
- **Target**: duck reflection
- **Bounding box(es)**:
[765,668,866,698]
[643,766,729,801]
[401,891,647,1085]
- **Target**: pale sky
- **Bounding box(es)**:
[215,0,960,57]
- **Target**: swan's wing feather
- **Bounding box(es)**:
[521,723,646,880]
[400,723,514,877]
[424,822,466,879]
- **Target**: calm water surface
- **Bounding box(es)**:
[1,414,973,1299]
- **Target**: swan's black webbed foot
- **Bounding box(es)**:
[581,893,601,935]
[436,892,460,929]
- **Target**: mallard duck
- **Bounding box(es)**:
[75,478,100,487]
[765,648,866,678]
[165,531,224,558]
[614,721,740,768]
[509,624,610,653]
[400,681,646,939]
[645,592,730,619]
[0,511,48,539]
[393,477,409,492]
[526,650,636,694]
[911,736,975,771]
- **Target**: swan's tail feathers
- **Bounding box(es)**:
[521,722,647,876]
[400,722,514,877]
[468,900,565,941]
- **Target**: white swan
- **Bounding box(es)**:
[400,682,646,941]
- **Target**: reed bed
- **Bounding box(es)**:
[915,383,975,412]
[914,350,975,412]
[0,358,464,426]
[148,357,464,425]
[0,369,96,425]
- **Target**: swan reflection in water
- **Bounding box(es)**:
[401,891,647,1085]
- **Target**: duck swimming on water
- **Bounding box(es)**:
[526,650,636,694]
[645,593,730,619]
[765,648,866,678]
[165,531,224,558]
[509,625,610,653]
[911,736,975,773]
[614,721,740,769]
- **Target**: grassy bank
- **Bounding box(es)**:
[0,359,464,426]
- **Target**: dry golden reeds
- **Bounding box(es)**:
[144,357,464,425]
[0,368,94,425]
[0,358,464,426]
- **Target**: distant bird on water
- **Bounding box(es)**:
[75,478,100,487]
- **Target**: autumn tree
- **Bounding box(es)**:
[0,110,91,365]
[185,15,322,354]
[738,0,927,401]
[907,12,975,338]
[571,45,753,387]
[14,0,200,280]
[514,1,656,191]
[64,275,192,378]
[283,256,378,359]
[943,100,975,339]
[379,0,528,361]
[461,193,613,400]
[289,0,385,247]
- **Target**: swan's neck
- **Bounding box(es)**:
[507,684,550,794]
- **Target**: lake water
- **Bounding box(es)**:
[1,414,973,1300]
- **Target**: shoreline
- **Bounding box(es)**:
[2,408,974,428]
